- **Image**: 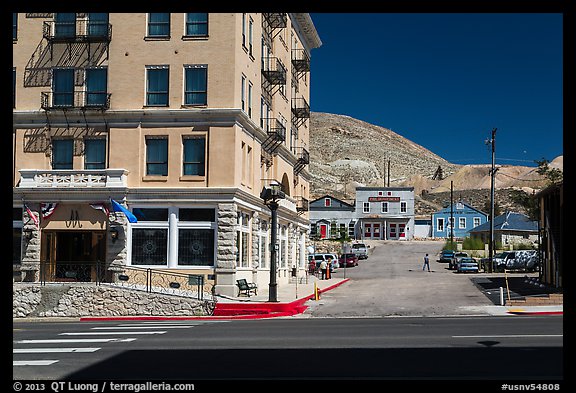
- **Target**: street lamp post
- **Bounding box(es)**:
[260,182,286,303]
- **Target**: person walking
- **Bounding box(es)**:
[319,259,328,280]
[422,253,431,272]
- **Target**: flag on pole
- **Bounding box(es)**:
[90,202,110,217]
[41,202,58,219]
[110,199,138,223]
[24,203,39,229]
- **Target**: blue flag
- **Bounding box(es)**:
[110,199,138,223]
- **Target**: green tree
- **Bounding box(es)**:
[482,200,501,217]
[508,189,539,220]
[535,158,563,185]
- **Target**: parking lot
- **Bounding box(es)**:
[303,240,547,317]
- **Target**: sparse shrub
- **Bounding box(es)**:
[463,237,485,250]
[443,240,458,251]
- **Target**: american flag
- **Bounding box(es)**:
[41,202,58,219]
[23,204,39,229]
[90,202,110,217]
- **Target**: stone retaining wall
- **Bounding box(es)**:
[13,283,216,318]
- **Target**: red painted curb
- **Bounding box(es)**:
[80,278,350,322]
[507,311,563,316]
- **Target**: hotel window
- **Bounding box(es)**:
[54,13,76,38]
[84,138,106,169]
[185,13,208,37]
[87,13,109,37]
[182,136,205,176]
[178,209,216,267]
[241,14,246,48]
[241,75,246,112]
[52,139,74,169]
[131,208,169,266]
[363,202,370,213]
[85,67,108,107]
[184,65,207,106]
[13,13,17,41]
[146,66,169,106]
[248,17,253,56]
[381,202,388,213]
[459,217,466,229]
[145,137,168,176]
[280,225,287,268]
[400,201,407,213]
[247,82,253,118]
[236,212,251,268]
[148,13,170,37]
[473,217,481,227]
[259,220,268,269]
[52,68,75,107]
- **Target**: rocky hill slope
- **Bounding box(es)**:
[308,111,562,216]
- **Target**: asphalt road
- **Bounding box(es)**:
[13,316,562,381]
[305,240,528,317]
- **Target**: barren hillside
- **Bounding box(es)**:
[308,111,562,215]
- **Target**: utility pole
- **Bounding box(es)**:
[487,128,497,273]
[387,159,390,187]
[450,180,454,246]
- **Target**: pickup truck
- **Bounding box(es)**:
[351,243,368,259]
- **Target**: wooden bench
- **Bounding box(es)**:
[236,279,257,297]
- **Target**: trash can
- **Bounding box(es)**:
[291,267,297,277]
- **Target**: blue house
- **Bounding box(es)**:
[432,201,487,239]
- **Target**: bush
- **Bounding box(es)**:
[443,240,458,251]
[463,237,485,250]
[514,242,535,250]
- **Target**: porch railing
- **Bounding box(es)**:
[36,261,214,301]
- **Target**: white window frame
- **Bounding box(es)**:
[381,202,388,213]
[459,217,466,229]
[473,217,481,227]
[437,217,445,232]
[400,201,407,213]
[236,211,251,269]
[258,219,268,269]
[363,202,370,213]
[324,198,331,207]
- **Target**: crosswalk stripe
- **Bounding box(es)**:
[15,338,137,344]
[14,360,58,366]
[91,326,193,330]
[60,331,166,336]
[14,347,101,354]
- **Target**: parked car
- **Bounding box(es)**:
[493,250,539,272]
[438,250,456,263]
[308,253,339,272]
[450,252,469,270]
[457,257,479,273]
[339,253,359,268]
[351,243,369,260]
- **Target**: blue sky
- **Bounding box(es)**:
[309,13,563,167]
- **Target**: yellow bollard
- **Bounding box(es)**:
[314,281,320,300]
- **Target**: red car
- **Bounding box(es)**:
[338,253,359,268]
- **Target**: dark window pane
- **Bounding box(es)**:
[13,228,22,264]
[84,139,106,169]
[182,137,205,175]
[53,69,74,107]
[148,13,170,37]
[184,67,207,105]
[179,208,214,222]
[131,228,168,265]
[146,138,168,175]
[186,13,208,36]
[13,208,23,221]
[178,229,214,266]
[54,13,76,38]
[132,208,168,222]
[86,68,107,106]
[88,13,108,37]
[146,68,169,106]
[52,139,73,169]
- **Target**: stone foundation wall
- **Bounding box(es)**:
[13,284,216,318]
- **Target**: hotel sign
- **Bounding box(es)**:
[368,196,400,202]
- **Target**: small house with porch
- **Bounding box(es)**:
[432,201,488,239]
[309,195,356,239]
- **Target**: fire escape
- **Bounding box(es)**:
[260,13,287,169]
[24,13,112,155]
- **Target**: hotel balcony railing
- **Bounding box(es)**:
[263,13,287,29]
[296,197,309,212]
[41,91,111,110]
[261,118,286,142]
[261,57,287,86]
[43,20,112,43]
[291,97,310,119]
[296,147,310,165]
[291,49,310,73]
[18,169,128,189]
